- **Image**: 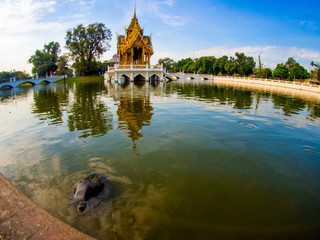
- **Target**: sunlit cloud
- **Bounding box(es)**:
[144,0,187,26]
[0,0,57,33]
[68,0,96,11]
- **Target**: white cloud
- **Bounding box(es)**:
[156,0,175,7]
[144,0,187,26]
[0,0,97,73]
[68,0,96,11]
[0,0,57,33]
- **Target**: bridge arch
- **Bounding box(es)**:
[0,84,14,89]
[16,81,36,87]
[120,74,130,81]
[149,74,160,81]
[134,74,146,81]
[39,80,51,84]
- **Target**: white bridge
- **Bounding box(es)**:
[105,64,167,82]
[0,76,65,89]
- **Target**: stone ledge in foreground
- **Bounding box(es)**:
[0,173,96,240]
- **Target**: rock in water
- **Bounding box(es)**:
[72,173,107,213]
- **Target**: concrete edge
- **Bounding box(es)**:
[0,173,96,240]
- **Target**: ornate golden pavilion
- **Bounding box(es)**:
[117,10,153,65]
[105,8,166,82]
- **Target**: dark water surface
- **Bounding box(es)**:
[1,78,320,239]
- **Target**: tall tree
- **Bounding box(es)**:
[234,52,256,76]
[273,63,289,80]
[285,57,298,71]
[285,57,299,80]
[262,68,272,79]
[311,61,320,81]
[224,57,237,75]
[290,65,310,80]
[213,56,228,75]
[258,55,262,78]
[55,54,74,77]
[158,57,175,72]
[66,23,112,76]
[28,41,60,76]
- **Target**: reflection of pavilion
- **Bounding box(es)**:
[117,93,153,143]
[106,81,166,148]
[105,8,165,82]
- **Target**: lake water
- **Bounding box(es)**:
[1,78,320,239]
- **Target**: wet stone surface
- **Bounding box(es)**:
[0,173,95,240]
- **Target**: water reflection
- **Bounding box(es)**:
[106,81,166,152]
[67,81,113,138]
[0,87,31,102]
[272,95,307,116]
[1,79,320,239]
[2,79,320,141]
[117,93,153,144]
[32,85,69,125]
[175,80,320,119]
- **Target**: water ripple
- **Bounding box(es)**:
[236,121,258,129]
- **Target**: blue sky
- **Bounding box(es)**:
[1,0,320,73]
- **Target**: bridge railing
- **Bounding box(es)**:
[108,64,163,71]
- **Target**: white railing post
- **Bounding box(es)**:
[131,72,134,82]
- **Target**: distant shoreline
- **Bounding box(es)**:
[173,73,320,102]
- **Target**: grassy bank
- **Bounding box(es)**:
[57,76,104,83]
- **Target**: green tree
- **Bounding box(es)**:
[66,23,112,76]
[28,41,60,76]
[198,56,215,74]
[18,71,30,80]
[224,57,238,75]
[0,70,30,81]
[262,68,273,79]
[55,54,69,76]
[235,52,256,76]
[179,58,194,73]
[213,56,228,75]
[158,57,175,72]
[311,61,320,81]
[290,65,310,80]
[285,57,297,71]
[285,57,300,80]
[273,63,289,80]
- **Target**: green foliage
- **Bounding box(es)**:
[311,61,320,81]
[28,41,60,76]
[164,54,311,81]
[55,54,70,76]
[290,65,310,80]
[273,63,289,80]
[66,23,112,76]
[212,56,228,75]
[285,57,297,72]
[158,57,175,72]
[224,57,237,75]
[0,70,30,82]
[262,68,273,78]
[234,52,256,76]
